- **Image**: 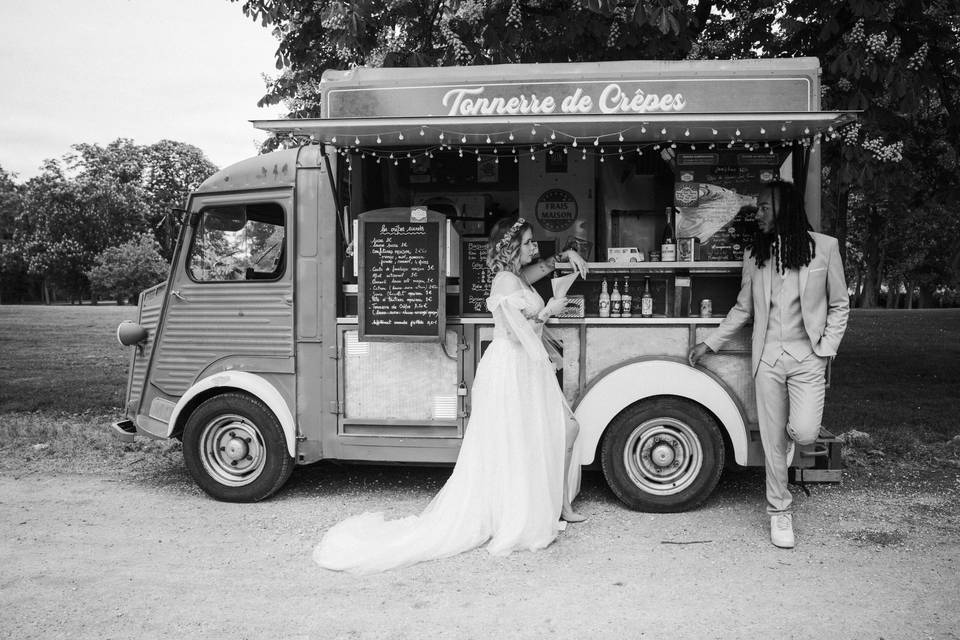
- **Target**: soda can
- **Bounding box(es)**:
[700,298,713,317]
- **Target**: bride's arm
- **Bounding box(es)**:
[520,248,588,284]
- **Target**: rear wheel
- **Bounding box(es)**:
[182,392,294,502]
[601,397,724,513]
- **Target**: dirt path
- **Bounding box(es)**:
[1,461,958,640]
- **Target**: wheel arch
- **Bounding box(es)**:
[573,358,749,467]
[167,371,297,457]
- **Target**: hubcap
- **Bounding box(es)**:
[622,417,704,496]
[199,415,266,487]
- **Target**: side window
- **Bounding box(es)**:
[188,203,286,282]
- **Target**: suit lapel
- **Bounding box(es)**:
[761,258,772,309]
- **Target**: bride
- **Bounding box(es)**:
[314,217,588,573]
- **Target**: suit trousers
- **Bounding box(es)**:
[755,353,828,514]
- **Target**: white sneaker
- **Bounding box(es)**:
[770,513,796,548]
[786,439,796,467]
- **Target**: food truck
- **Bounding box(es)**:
[113,58,855,510]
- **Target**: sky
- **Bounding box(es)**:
[1,0,286,180]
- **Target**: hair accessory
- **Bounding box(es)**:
[494,218,526,254]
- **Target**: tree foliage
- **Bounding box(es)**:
[86,232,169,303]
[0,139,217,303]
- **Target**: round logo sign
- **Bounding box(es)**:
[535,189,578,232]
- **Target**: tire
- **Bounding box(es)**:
[601,397,725,513]
[182,392,295,502]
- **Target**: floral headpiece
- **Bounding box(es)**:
[494,218,526,254]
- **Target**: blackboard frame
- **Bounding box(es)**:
[358,207,446,342]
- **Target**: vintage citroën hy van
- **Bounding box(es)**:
[114,58,853,509]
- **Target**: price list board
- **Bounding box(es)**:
[358,208,446,342]
[460,237,493,316]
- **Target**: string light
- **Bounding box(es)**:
[354,136,360,145]
[594,137,599,146]
[684,129,690,137]
[508,132,514,141]
[618,133,624,142]
[398,132,404,140]
[486,135,491,143]
[331,136,337,143]
[550,131,556,140]
[376,135,382,144]
[419,127,425,136]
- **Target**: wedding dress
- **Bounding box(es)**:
[313,271,581,573]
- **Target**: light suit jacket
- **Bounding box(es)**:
[703,231,850,376]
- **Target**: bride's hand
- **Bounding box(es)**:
[563,249,589,278]
[543,296,568,318]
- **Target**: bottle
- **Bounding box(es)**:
[641,277,653,317]
[610,279,622,317]
[661,206,676,262]
[621,275,632,317]
[598,278,610,318]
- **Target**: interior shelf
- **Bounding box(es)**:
[557,261,743,274]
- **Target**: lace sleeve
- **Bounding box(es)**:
[486,273,551,366]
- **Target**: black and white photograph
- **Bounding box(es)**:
[1,1,959,638]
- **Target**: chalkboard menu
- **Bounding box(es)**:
[460,237,493,315]
[358,207,445,342]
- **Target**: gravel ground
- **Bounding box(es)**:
[1,454,959,640]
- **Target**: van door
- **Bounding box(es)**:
[148,191,295,401]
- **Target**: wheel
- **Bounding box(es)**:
[182,392,295,502]
[601,397,725,513]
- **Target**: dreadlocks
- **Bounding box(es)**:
[750,180,816,273]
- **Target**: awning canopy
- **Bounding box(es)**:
[253,111,857,149]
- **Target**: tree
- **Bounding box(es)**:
[86,233,169,303]
[142,140,218,259]
[0,165,27,303]
[231,0,690,121]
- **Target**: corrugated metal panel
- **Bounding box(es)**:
[128,284,166,409]
[150,282,294,396]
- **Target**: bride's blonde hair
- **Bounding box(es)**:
[487,217,531,275]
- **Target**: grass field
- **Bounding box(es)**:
[0,304,958,469]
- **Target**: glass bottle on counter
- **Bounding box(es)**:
[598,279,610,318]
[621,275,632,317]
[641,277,654,317]
[610,279,622,317]
[661,206,677,262]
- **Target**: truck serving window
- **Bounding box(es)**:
[188,203,286,282]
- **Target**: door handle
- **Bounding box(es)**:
[171,290,189,302]
[283,296,293,306]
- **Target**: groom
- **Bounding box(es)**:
[688,180,849,548]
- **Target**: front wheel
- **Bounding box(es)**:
[182,392,295,502]
[601,397,725,513]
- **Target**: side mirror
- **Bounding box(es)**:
[117,321,148,355]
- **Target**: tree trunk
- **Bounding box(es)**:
[852,265,862,307]
[860,205,883,308]
[905,281,914,309]
[886,279,898,308]
[918,283,936,308]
